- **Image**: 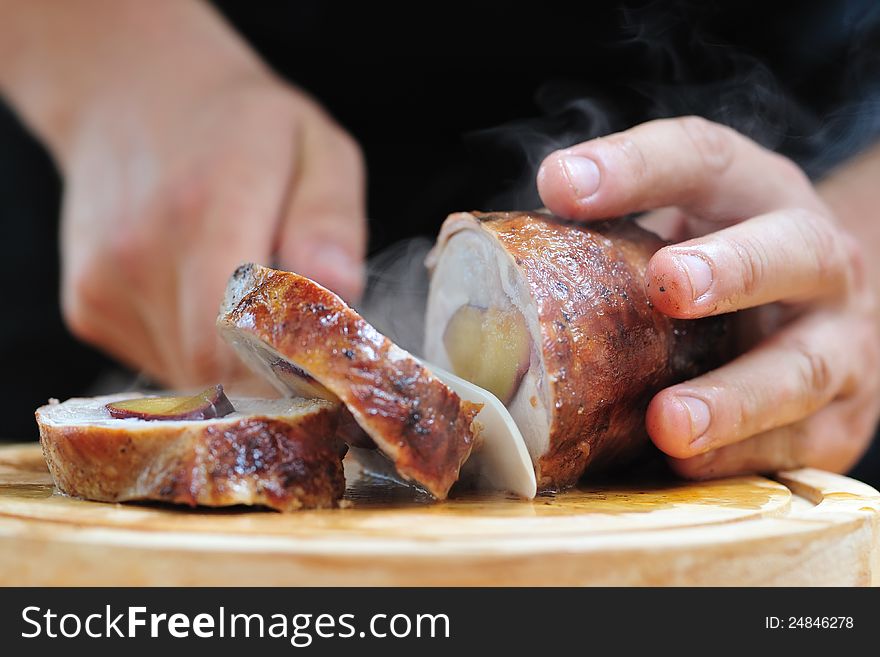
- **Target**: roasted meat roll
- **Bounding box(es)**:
[218,263,481,499]
[425,211,729,491]
[37,395,345,511]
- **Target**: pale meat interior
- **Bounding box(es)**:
[37,394,332,428]
[425,227,551,463]
[218,326,338,402]
[217,265,339,403]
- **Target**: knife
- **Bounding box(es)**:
[418,359,537,499]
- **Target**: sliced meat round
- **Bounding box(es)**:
[217,264,481,500]
[425,211,730,491]
[37,395,344,511]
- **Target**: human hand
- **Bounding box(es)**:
[45,7,366,387]
[537,116,880,477]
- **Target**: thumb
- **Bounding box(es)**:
[276,114,367,302]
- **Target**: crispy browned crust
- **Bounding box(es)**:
[36,403,345,511]
[450,211,729,490]
[218,265,480,500]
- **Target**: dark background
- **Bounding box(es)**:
[2,0,879,483]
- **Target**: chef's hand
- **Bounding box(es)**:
[0,1,366,386]
[61,77,366,387]
[538,116,880,477]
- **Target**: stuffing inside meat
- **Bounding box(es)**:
[426,211,729,490]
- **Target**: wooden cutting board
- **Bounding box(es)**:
[0,443,877,586]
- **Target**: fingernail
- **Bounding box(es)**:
[302,243,364,300]
[676,253,713,300]
[677,396,711,443]
[560,155,601,199]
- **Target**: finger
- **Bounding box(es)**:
[635,207,690,242]
[536,116,820,222]
[276,109,367,302]
[669,394,875,479]
[176,223,270,384]
[174,152,290,384]
[668,423,803,479]
[61,261,165,378]
[646,208,854,319]
[647,309,861,460]
[105,219,192,385]
[60,229,168,379]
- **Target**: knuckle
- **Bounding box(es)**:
[726,233,769,299]
[677,116,735,174]
[605,133,650,183]
[789,340,833,404]
[788,209,845,284]
[728,382,763,438]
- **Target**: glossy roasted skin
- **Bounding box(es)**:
[37,398,345,511]
[453,211,728,489]
[218,264,481,499]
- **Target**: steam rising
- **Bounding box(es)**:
[93,4,880,387]
[361,3,880,349]
[464,1,880,212]
[357,237,434,356]
[622,2,880,179]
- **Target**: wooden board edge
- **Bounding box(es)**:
[774,468,880,586]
